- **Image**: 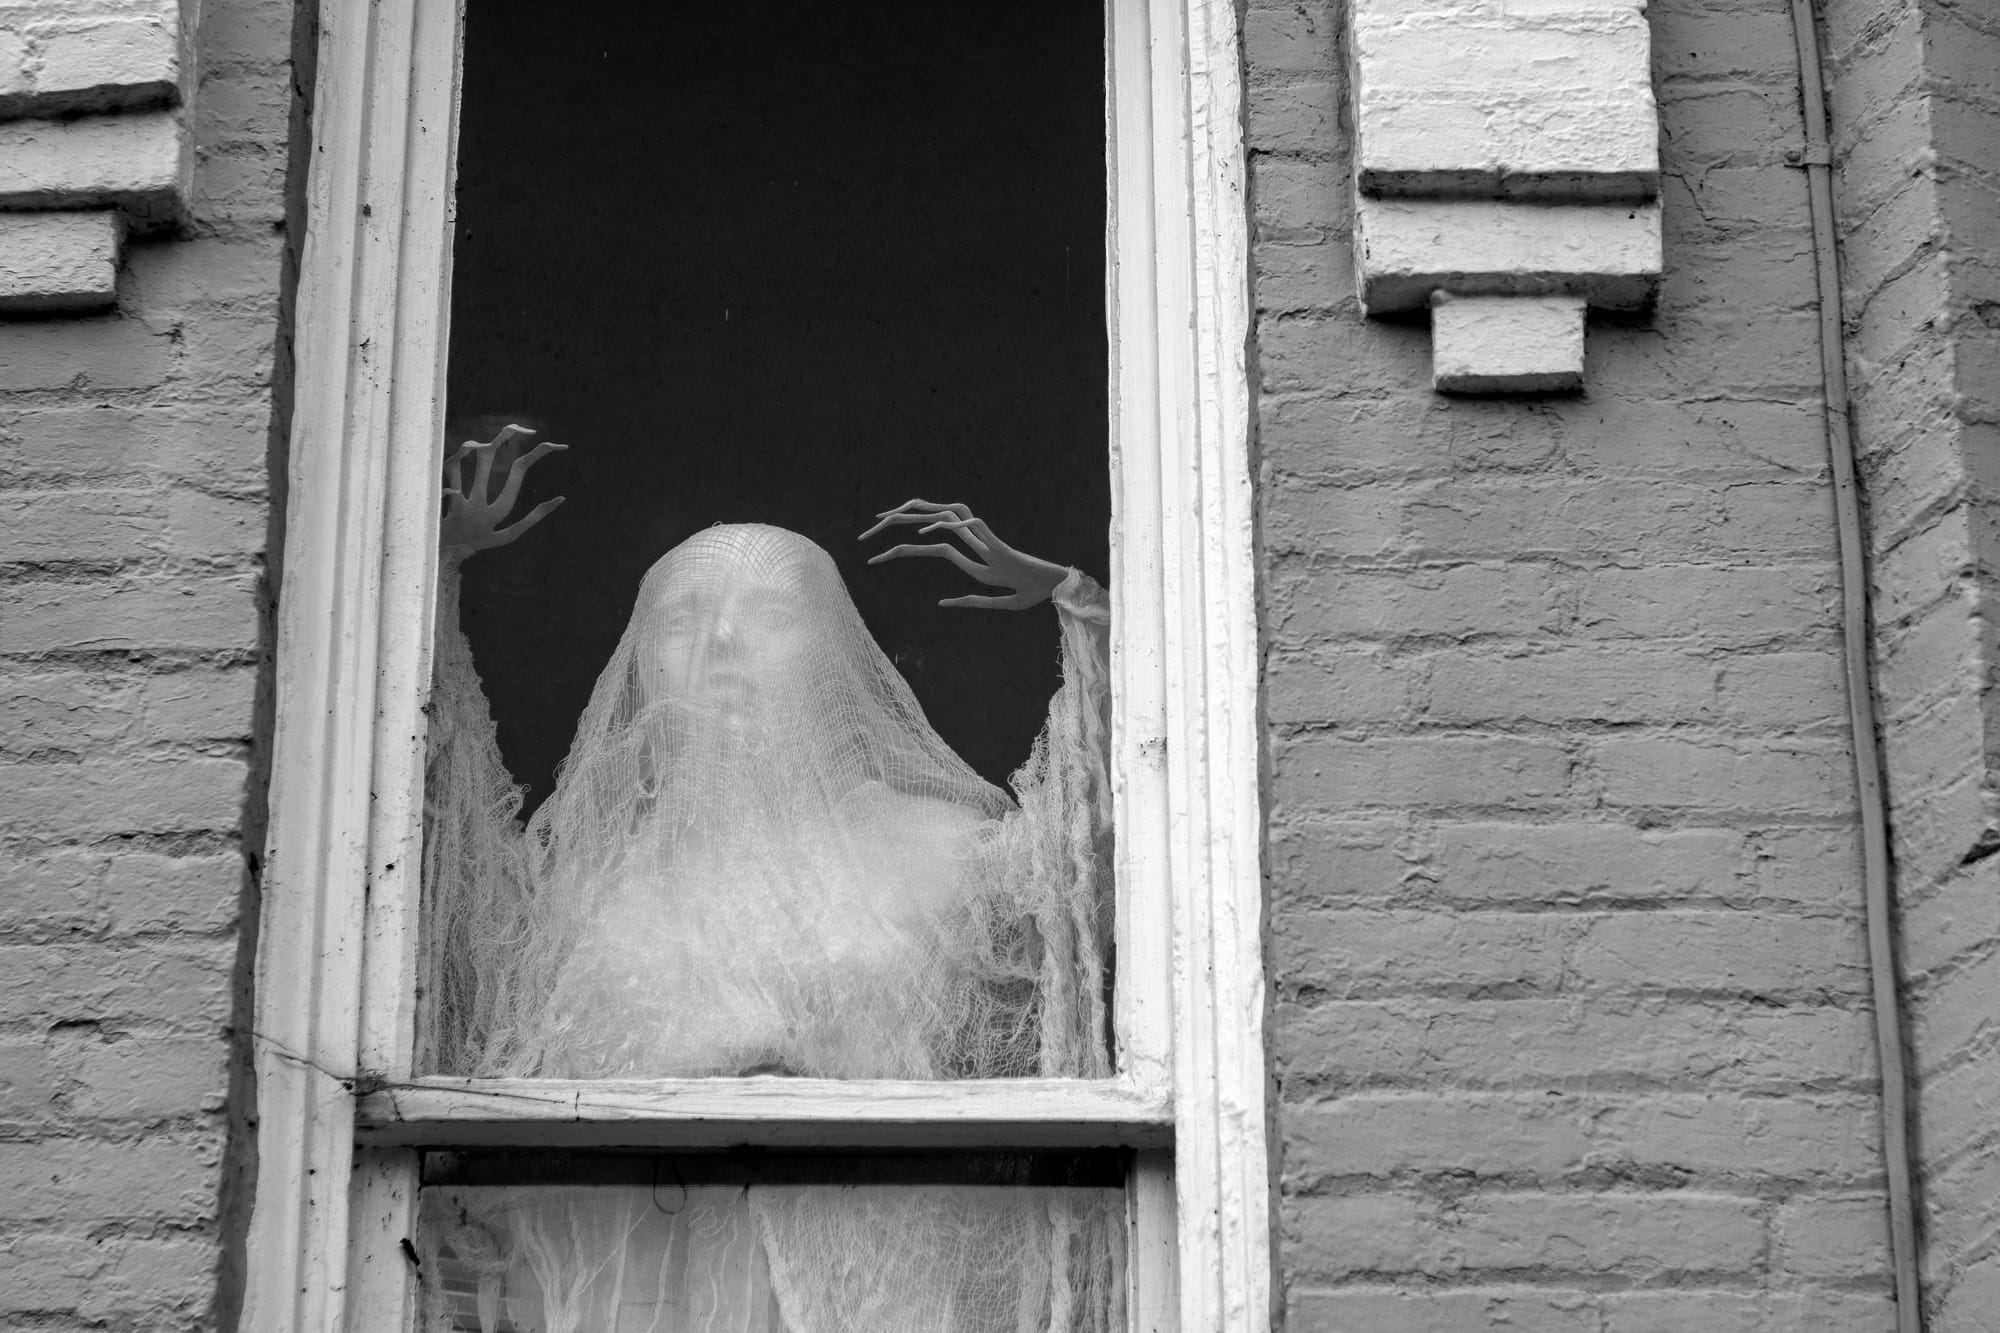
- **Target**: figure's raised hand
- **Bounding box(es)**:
[440,424,567,555]
[860,500,1069,610]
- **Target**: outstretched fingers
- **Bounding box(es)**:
[917,515,997,556]
[859,500,968,541]
[489,495,565,547]
[491,439,568,512]
[939,591,1032,610]
[867,542,993,581]
[444,440,488,498]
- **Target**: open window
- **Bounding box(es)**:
[246,0,1264,1327]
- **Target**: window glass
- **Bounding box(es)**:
[416,1155,1126,1332]
[418,0,1113,1081]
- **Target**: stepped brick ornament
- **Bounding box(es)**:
[0,0,195,312]
[1348,0,1663,392]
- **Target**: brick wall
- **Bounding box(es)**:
[0,0,292,1326]
[1822,0,2000,1326]
[1251,0,1901,1324]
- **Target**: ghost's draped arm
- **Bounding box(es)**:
[420,551,536,1070]
[420,427,564,1070]
[984,566,1114,1076]
[862,501,1116,1077]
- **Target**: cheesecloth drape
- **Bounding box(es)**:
[416,1183,1126,1333]
[416,523,1117,1330]
[423,523,1112,1080]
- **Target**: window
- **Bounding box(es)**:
[245,0,1265,1328]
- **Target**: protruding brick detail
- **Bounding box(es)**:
[0,0,195,312]
[0,211,121,311]
[0,111,186,219]
[1345,0,1662,392]
[1430,293,1585,393]
[1355,197,1660,312]
[0,0,186,118]
[1349,0,1658,200]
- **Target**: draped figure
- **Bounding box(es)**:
[413,436,1117,1332]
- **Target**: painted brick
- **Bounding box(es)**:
[1355,197,1662,312]
[0,1137,215,1222]
[1266,647,1410,725]
[1274,735,1572,811]
[0,941,233,1028]
[0,1039,58,1123]
[1900,857,2000,981]
[0,110,185,214]
[1772,1194,1894,1279]
[0,575,261,655]
[1431,294,1586,394]
[101,850,241,937]
[36,17,182,108]
[1592,736,1854,816]
[0,756,246,837]
[0,1233,216,1318]
[1273,563,1563,643]
[1289,1285,1600,1333]
[1349,0,1656,197]
[1289,1189,1762,1278]
[1285,1093,1598,1183]
[1425,646,1719,724]
[1432,822,1748,905]
[0,314,174,392]
[1279,999,1873,1094]
[1273,908,1576,998]
[1588,1093,1884,1184]
[66,1033,227,1121]
[0,402,269,489]
[1601,1289,1899,1333]
[0,211,120,312]
[1570,913,1869,997]
[1572,564,1836,644]
[1264,817,1421,905]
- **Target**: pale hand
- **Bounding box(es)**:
[440,424,567,555]
[860,500,1069,610]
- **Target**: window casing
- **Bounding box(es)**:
[244,0,1265,1328]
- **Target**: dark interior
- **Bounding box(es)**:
[446,0,1110,808]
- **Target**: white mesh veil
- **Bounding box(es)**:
[424,523,1113,1081]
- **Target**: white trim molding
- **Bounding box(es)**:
[244,0,1268,1327]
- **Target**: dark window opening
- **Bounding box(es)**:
[447,0,1110,807]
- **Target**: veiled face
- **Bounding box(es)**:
[629,526,831,716]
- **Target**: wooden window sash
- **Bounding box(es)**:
[246,0,1265,1328]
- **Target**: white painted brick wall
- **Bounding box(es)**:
[1822,0,2000,1324]
[1253,0,1901,1322]
[0,0,288,1324]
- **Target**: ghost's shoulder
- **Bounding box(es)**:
[842,782,987,845]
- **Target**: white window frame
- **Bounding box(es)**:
[242,0,1265,1328]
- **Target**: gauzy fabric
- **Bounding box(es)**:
[417,1183,1125,1333]
[421,523,1113,1081]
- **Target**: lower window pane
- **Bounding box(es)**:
[417,1175,1125,1332]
